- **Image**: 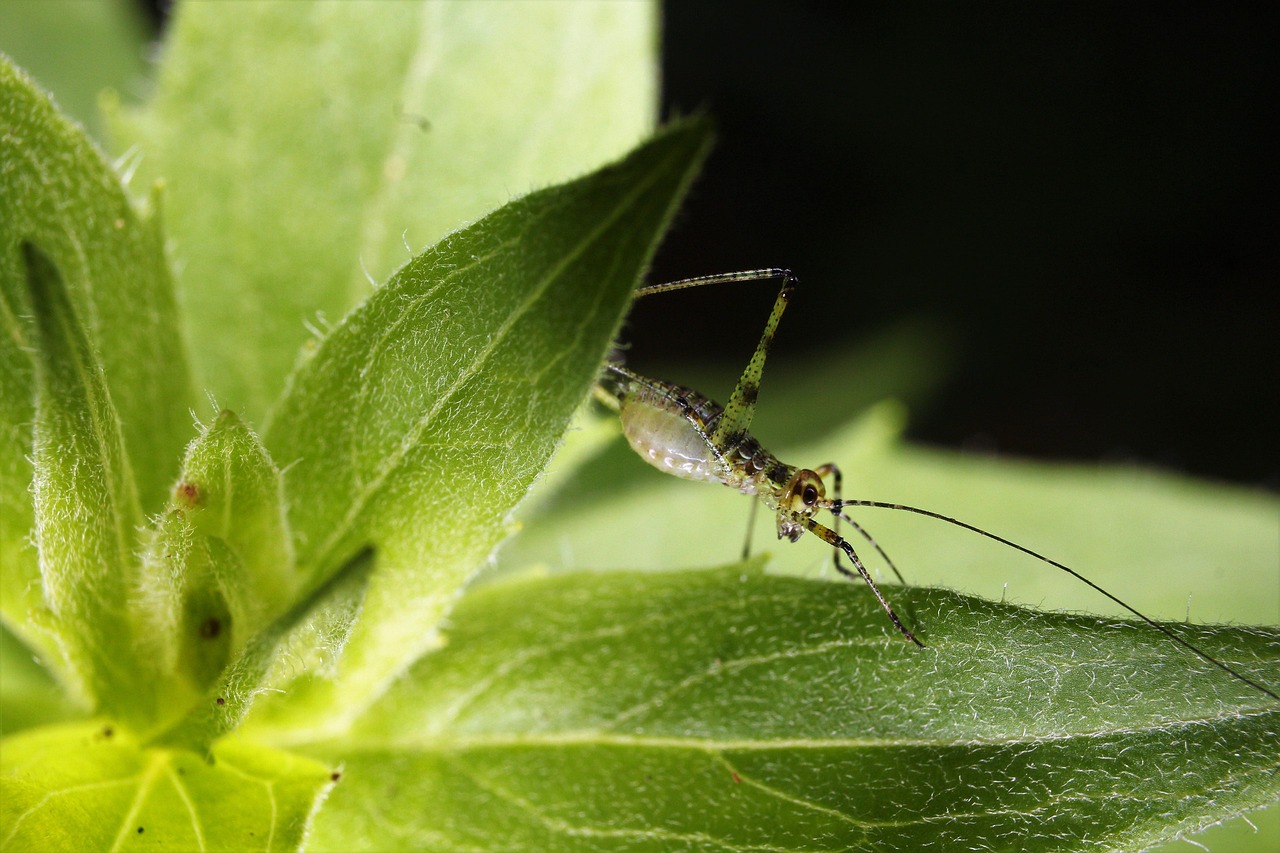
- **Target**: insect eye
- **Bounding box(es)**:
[801,484,818,505]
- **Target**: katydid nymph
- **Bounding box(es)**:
[593,269,1278,702]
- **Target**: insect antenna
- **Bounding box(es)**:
[836,498,1280,702]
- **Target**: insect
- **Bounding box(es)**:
[594,269,1278,702]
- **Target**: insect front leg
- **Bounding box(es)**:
[805,516,923,647]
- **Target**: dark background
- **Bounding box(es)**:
[138,1,1278,486]
[646,2,1278,487]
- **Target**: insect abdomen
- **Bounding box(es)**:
[619,397,725,484]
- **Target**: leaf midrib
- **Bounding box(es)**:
[330,703,1279,755]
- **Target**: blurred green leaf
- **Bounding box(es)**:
[248,120,712,741]
[302,565,1280,852]
[107,0,658,421]
[1,721,335,851]
[0,625,79,737]
[0,0,149,140]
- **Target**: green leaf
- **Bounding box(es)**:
[0,58,194,512]
[0,1,149,141]
[107,1,658,420]
[0,720,335,852]
[302,566,1280,852]
[139,409,298,657]
[0,625,80,737]
[0,57,194,679]
[249,120,713,741]
[16,243,146,719]
[134,505,230,717]
[153,548,375,756]
[129,407,310,738]
[500,389,1280,852]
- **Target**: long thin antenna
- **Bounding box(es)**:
[836,499,1280,702]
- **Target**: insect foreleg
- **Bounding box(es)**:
[806,517,923,647]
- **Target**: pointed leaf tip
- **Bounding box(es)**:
[250,123,711,738]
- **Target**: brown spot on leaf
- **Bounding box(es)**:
[174,481,201,507]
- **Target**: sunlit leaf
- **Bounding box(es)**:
[0,721,335,851]
[250,120,712,741]
[107,1,658,420]
[303,565,1280,851]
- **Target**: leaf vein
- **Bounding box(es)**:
[163,761,206,852]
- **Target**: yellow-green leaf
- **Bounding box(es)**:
[107,0,658,420]
[251,120,713,741]
[1,721,335,852]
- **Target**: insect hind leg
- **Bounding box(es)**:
[630,268,797,447]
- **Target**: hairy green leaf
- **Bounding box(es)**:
[107,0,658,420]
[0,721,335,851]
[17,243,146,719]
[138,409,298,660]
[304,565,1280,852]
[249,120,712,741]
[136,505,230,717]
[0,58,193,515]
[503,389,1280,852]
[156,549,375,756]
[0,58,193,691]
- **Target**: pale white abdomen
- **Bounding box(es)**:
[619,398,726,485]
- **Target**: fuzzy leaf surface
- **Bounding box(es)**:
[107,0,657,419]
[0,721,335,852]
[249,121,712,740]
[0,58,192,662]
[142,410,298,652]
[302,565,1280,852]
[504,375,1280,851]
[16,243,147,719]
[129,411,299,736]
